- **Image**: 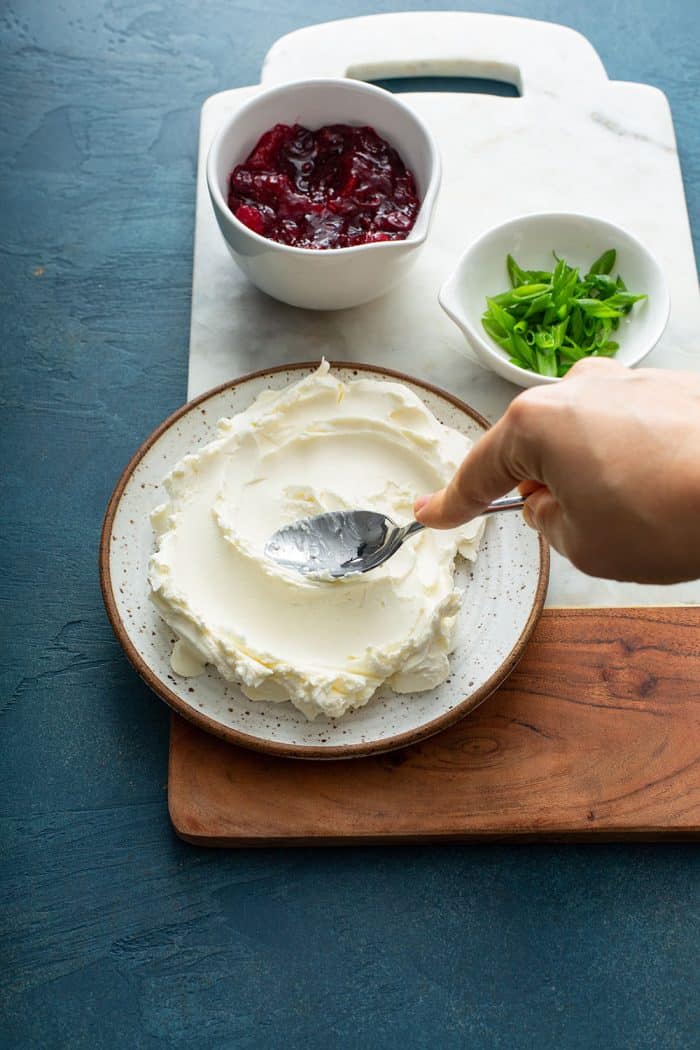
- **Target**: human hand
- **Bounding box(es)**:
[414,359,700,584]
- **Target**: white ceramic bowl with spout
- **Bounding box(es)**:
[439,212,670,388]
[206,78,441,311]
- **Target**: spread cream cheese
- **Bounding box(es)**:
[148,363,485,720]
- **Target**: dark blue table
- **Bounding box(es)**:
[2,2,698,1046]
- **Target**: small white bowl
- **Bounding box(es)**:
[207,78,441,311]
[439,213,671,388]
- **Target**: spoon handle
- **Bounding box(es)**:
[400,494,526,545]
[483,495,527,515]
[397,519,426,542]
[414,494,526,526]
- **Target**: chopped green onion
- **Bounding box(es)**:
[480,248,647,378]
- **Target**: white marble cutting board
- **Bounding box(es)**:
[187,12,700,607]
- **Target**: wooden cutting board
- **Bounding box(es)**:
[169,608,700,844]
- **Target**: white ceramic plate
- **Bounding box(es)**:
[100,362,549,759]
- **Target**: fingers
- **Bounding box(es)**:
[415,409,532,528]
[518,479,546,498]
[415,387,554,528]
[522,486,564,546]
[415,359,632,530]
[414,484,461,529]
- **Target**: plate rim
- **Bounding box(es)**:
[100,359,550,760]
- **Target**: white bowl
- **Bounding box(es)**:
[439,213,670,388]
[206,78,441,311]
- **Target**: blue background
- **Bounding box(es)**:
[1,1,698,1046]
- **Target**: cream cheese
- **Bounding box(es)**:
[148,363,485,720]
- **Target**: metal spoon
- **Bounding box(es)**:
[264,495,526,579]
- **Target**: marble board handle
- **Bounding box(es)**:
[262,12,608,97]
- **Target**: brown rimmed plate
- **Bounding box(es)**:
[100,361,549,759]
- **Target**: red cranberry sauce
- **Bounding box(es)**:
[227,123,420,249]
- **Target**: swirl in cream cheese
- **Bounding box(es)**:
[148,363,485,720]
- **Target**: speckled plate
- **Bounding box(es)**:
[100,362,548,759]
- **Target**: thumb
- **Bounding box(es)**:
[415,401,545,529]
[414,486,451,526]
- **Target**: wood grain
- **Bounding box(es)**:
[169,607,700,844]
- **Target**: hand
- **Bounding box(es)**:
[414,359,700,584]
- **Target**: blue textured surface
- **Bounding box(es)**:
[1,2,699,1047]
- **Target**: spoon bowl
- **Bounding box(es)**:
[265,496,527,579]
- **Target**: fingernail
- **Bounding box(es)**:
[414,494,433,515]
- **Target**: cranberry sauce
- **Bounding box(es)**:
[227,123,420,249]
